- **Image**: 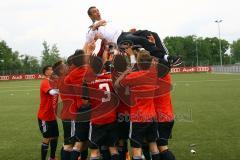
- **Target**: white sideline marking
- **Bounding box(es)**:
[175,79,240,83]
[211,72,240,75]
[0,89,38,93]
[0,85,39,89]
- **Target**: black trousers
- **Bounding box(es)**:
[117,30,167,59]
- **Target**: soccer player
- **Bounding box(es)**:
[154,73,176,160]
[64,50,91,160]
[52,60,78,160]
[86,56,120,160]
[112,54,131,160]
[115,50,160,160]
[37,65,59,160]
[139,73,176,160]
[143,34,176,160]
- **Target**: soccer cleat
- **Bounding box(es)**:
[167,55,182,67]
[48,157,57,160]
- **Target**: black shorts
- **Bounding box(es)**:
[156,121,174,146]
[70,105,90,142]
[129,122,158,148]
[62,120,76,145]
[75,104,92,122]
[75,121,89,142]
[117,113,130,140]
[89,122,118,149]
[38,119,59,138]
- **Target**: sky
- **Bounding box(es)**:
[0,0,239,58]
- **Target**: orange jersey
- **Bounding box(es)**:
[64,65,92,108]
[38,78,58,121]
[86,73,118,125]
[112,71,130,115]
[121,70,158,122]
[117,101,130,116]
[154,73,174,122]
[57,77,78,120]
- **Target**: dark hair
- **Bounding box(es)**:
[87,6,96,16]
[90,56,103,74]
[42,65,52,75]
[66,55,74,66]
[113,54,127,72]
[137,50,152,70]
[104,61,112,73]
[52,60,63,76]
[72,49,85,67]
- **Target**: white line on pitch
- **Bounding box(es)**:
[175,79,240,83]
[0,89,38,93]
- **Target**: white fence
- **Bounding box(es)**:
[212,65,240,73]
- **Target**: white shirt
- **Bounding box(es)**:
[86,21,123,44]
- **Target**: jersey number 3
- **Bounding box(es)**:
[99,83,111,102]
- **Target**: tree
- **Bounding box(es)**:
[0,40,13,71]
[41,41,61,67]
[0,40,42,75]
[163,36,230,66]
[231,39,240,63]
[20,55,40,74]
[202,37,229,65]
[10,51,22,73]
[0,41,23,74]
[164,36,198,66]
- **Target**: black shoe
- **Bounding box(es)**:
[167,55,182,67]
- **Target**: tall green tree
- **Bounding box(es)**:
[41,41,61,67]
[0,40,13,70]
[0,41,22,73]
[231,39,240,63]
[20,55,40,74]
[163,36,230,66]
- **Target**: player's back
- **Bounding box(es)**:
[154,73,174,122]
[87,73,118,125]
[121,70,158,122]
[64,65,92,108]
[57,77,78,120]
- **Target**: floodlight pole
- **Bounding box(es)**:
[196,39,199,66]
[215,20,223,67]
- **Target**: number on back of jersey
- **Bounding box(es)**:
[99,83,111,102]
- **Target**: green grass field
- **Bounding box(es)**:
[0,73,240,160]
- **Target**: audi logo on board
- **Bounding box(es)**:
[0,76,10,80]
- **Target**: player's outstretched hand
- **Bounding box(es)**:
[92,20,107,30]
[167,55,182,67]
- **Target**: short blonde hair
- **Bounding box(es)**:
[136,50,152,70]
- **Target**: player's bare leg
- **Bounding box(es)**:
[118,139,130,160]
[71,141,87,160]
[149,142,160,160]
[132,147,142,160]
[158,145,168,152]
[109,146,119,159]
[90,149,101,160]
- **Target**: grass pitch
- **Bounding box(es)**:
[0,73,240,160]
